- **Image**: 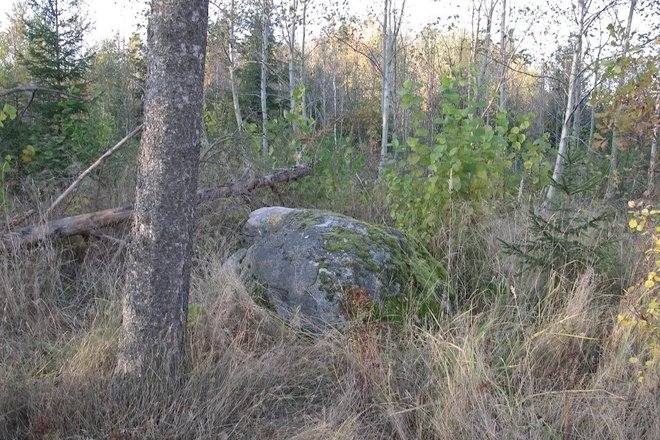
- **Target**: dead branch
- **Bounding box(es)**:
[3,162,315,247]
[0,86,72,98]
[47,125,143,215]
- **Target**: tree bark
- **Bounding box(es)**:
[300,0,309,120]
[499,0,507,110]
[228,0,243,131]
[115,0,210,380]
[604,0,637,201]
[648,103,659,197]
[477,0,496,105]
[286,0,298,122]
[378,0,391,176]
[378,0,405,175]
[545,0,585,206]
[261,1,270,158]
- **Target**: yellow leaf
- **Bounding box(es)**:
[629,356,639,364]
[644,279,655,289]
[628,200,637,208]
[629,219,638,229]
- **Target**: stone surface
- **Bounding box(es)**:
[228,206,447,332]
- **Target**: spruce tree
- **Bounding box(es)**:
[16,0,94,175]
[23,0,91,87]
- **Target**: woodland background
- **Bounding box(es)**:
[0,0,658,438]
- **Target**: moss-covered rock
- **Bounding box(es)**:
[228,207,447,333]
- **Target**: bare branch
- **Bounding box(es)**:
[0,86,72,98]
[47,125,143,215]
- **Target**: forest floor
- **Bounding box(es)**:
[0,175,658,440]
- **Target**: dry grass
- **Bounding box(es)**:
[1,195,658,439]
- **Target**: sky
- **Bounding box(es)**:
[0,0,648,65]
[0,0,501,43]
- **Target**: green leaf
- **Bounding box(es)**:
[3,104,17,119]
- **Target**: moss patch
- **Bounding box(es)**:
[290,209,448,322]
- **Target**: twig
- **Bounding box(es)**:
[46,125,143,216]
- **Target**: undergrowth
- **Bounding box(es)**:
[1,185,657,439]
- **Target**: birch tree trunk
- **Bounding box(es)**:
[477,0,496,103]
[300,0,308,119]
[378,0,405,175]
[115,0,209,379]
[570,48,582,149]
[286,0,297,118]
[499,0,507,110]
[228,0,243,131]
[379,0,392,176]
[261,1,269,158]
[545,0,585,206]
[604,0,637,201]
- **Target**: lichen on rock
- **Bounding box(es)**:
[227,206,448,333]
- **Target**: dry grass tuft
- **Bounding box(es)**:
[0,200,658,439]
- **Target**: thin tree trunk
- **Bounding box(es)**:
[288,8,296,116]
[228,0,243,131]
[469,0,482,101]
[477,0,496,103]
[261,2,269,158]
[570,48,582,148]
[587,47,602,163]
[379,0,391,176]
[604,0,637,201]
[301,0,308,119]
[647,103,659,197]
[333,51,338,147]
[538,65,546,135]
[499,0,507,110]
[545,0,585,206]
[115,0,209,380]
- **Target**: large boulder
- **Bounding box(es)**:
[228,206,447,332]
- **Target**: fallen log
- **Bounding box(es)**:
[3,162,314,247]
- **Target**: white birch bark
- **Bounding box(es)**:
[545,0,586,205]
[228,0,243,131]
[261,1,269,158]
[499,0,507,110]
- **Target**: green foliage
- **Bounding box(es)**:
[22,0,91,86]
[503,208,613,278]
[502,150,615,280]
[236,10,282,124]
[0,103,17,127]
[0,104,18,209]
[0,0,98,177]
[385,77,549,238]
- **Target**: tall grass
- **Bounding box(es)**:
[0,180,657,439]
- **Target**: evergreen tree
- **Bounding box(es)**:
[23,0,91,87]
[238,9,281,124]
[10,0,95,175]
